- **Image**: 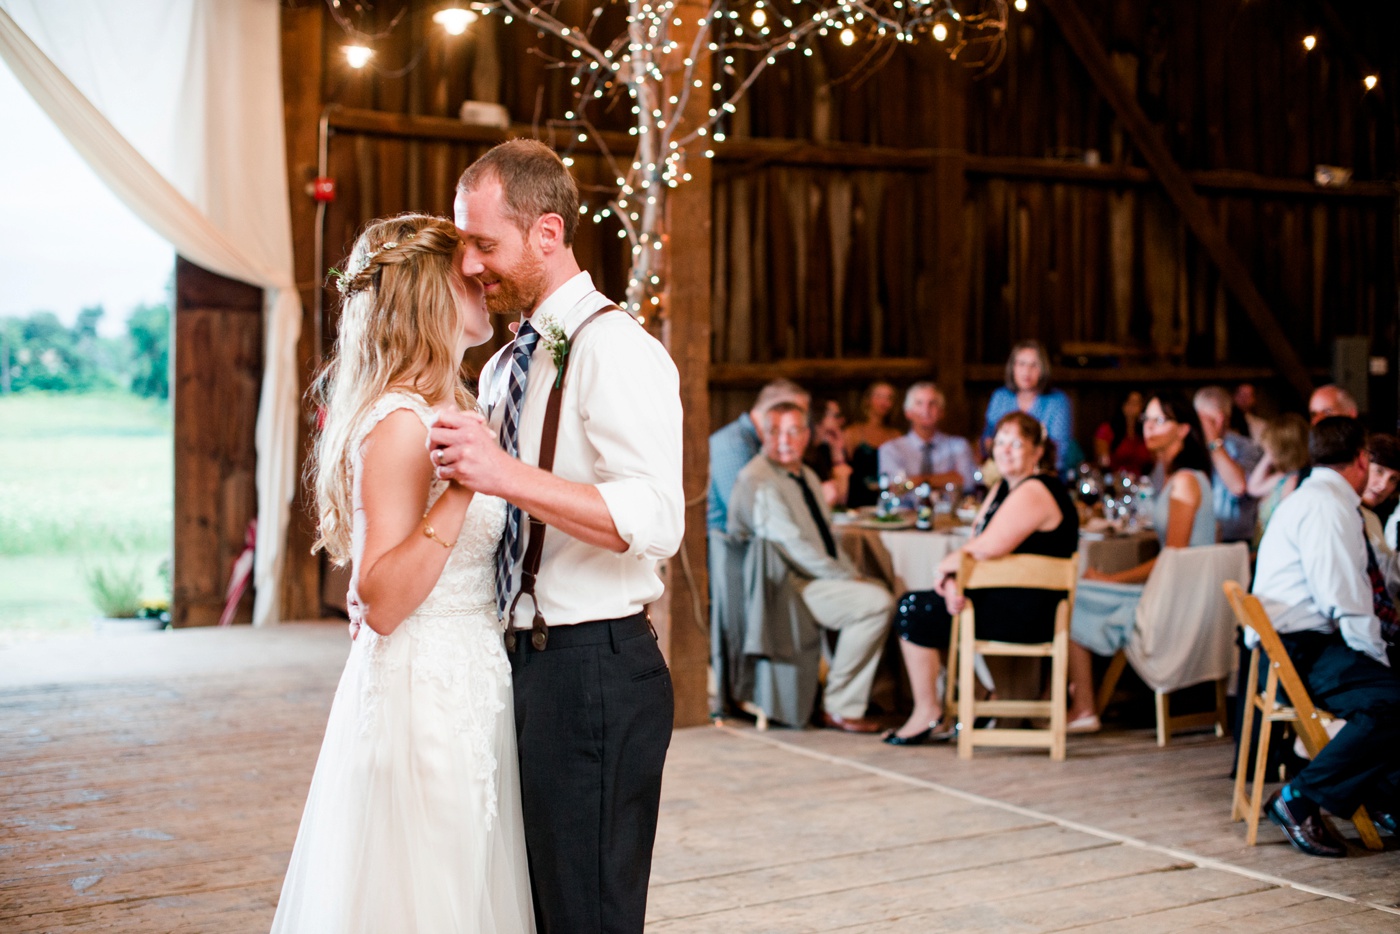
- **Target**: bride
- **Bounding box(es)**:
[270,214,534,933]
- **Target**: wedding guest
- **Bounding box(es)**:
[877,382,976,501]
[883,412,1078,744]
[729,402,894,733]
[707,378,809,532]
[1308,384,1359,424]
[1361,435,1400,621]
[1066,393,1216,732]
[1251,416,1400,857]
[806,398,853,507]
[1093,390,1152,477]
[1195,385,1262,544]
[1246,414,1310,540]
[844,380,902,507]
[981,340,1074,474]
[1233,383,1267,443]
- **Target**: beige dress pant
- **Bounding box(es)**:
[800,578,893,719]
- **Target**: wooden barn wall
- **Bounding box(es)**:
[708,0,1400,438]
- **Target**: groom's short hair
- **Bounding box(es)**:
[457,140,580,246]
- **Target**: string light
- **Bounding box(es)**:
[342,45,373,69]
[1364,74,1378,91]
[840,27,856,46]
[432,6,478,35]
[932,21,948,42]
[1302,34,1316,51]
[1014,0,1027,11]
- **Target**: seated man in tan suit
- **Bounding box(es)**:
[728,401,894,732]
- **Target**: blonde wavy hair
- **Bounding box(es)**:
[309,213,476,565]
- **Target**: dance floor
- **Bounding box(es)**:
[2,623,1397,932]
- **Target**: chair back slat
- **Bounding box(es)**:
[958,552,1079,593]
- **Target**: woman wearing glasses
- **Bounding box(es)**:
[1065,393,1216,732]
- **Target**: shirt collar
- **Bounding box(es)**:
[1311,465,1362,509]
[522,270,598,337]
[907,430,942,445]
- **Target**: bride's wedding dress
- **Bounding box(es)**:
[270,392,534,934]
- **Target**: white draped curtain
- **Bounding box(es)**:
[0,0,302,626]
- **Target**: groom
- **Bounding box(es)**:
[430,139,684,934]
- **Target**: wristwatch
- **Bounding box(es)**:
[1207,439,1224,452]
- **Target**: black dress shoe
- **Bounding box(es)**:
[1265,790,1347,858]
[1366,807,1398,835]
[882,720,955,746]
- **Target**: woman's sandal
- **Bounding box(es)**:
[882,718,956,746]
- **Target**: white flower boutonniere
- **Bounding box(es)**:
[536,316,571,388]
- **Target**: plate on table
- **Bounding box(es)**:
[850,516,917,531]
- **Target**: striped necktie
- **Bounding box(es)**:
[496,320,539,617]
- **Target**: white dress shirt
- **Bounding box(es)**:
[477,271,685,628]
[1251,466,1388,665]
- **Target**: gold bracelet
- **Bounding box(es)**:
[422,520,456,549]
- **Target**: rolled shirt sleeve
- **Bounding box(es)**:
[576,317,685,560]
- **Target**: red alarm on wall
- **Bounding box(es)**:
[310,177,336,202]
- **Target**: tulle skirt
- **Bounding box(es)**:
[269,612,534,934]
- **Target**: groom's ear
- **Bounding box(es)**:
[535,212,566,254]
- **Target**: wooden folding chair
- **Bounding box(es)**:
[1222,581,1383,850]
[950,552,1078,761]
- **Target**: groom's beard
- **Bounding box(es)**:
[483,244,548,316]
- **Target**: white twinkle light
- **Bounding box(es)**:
[840,27,856,46]
[432,7,478,35]
[1364,74,1378,91]
[1014,0,1028,12]
[343,45,373,69]
[1302,34,1316,51]
[932,22,948,42]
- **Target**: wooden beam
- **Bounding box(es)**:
[659,0,714,729]
[324,106,1399,202]
[279,4,326,619]
[926,53,972,435]
[1041,0,1315,400]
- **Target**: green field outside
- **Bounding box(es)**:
[0,392,172,644]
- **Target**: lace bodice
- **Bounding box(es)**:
[352,390,507,619]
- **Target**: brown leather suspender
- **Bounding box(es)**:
[506,305,622,651]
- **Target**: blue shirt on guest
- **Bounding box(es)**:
[707,412,761,531]
[981,387,1074,473]
[1212,431,1263,544]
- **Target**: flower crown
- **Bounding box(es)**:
[328,231,416,297]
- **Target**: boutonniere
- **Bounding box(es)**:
[536,316,571,388]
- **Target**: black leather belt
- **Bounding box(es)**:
[505,611,652,654]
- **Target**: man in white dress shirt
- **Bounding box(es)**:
[1251,416,1400,857]
[431,140,684,933]
[728,402,894,732]
[876,382,976,503]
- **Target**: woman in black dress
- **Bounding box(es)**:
[884,411,1079,744]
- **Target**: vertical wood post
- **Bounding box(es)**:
[280,5,326,619]
[659,0,715,728]
[926,54,972,435]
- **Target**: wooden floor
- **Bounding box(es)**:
[2,624,1397,932]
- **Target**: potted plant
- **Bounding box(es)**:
[86,561,169,634]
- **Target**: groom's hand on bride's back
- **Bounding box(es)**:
[429,409,510,493]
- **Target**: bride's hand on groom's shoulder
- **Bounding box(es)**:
[428,408,508,493]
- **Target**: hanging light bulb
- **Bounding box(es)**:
[752,7,767,28]
[932,21,948,42]
[343,45,373,69]
[1015,0,1028,10]
[840,27,856,46]
[433,6,478,35]
[1364,74,1378,91]
[1302,34,1316,51]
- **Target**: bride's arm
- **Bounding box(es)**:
[354,409,473,636]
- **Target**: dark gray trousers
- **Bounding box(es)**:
[1281,631,1400,815]
[509,613,673,934]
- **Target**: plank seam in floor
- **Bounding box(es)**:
[721,726,1400,918]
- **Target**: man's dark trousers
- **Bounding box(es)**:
[510,613,674,934]
[1280,631,1400,815]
